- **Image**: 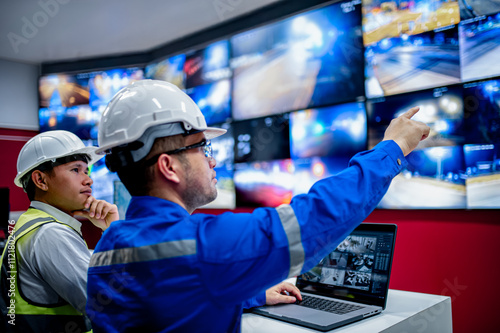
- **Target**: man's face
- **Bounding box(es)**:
[43,160,93,214]
[179,132,218,211]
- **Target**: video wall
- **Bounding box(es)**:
[38,0,500,210]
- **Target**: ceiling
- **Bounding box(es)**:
[0,0,282,65]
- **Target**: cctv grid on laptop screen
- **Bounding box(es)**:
[296,224,396,308]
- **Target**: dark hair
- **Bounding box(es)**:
[115,135,186,196]
[22,154,90,201]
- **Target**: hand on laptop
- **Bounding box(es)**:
[265,282,303,305]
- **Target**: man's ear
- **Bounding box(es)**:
[31,170,49,191]
[157,154,182,184]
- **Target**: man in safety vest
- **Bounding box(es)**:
[0,130,119,332]
[86,80,430,332]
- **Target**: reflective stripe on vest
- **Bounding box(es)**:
[0,208,91,333]
[276,204,305,277]
[90,239,197,268]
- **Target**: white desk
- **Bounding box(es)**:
[242,289,452,333]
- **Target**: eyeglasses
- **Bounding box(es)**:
[144,139,212,167]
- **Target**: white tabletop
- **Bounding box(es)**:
[242,289,452,333]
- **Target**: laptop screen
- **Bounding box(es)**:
[296,223,397,308]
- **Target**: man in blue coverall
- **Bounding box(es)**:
[86,80,430,332]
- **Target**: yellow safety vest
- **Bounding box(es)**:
[0,208,92,333]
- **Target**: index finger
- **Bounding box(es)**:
[402,106,420,119]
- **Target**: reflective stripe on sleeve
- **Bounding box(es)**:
[276,204,304,277]
[89,239,196,268]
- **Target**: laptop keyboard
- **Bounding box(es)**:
[296,295,364,315]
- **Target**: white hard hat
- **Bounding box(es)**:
[97,80,226,170]
[14,130,102,188]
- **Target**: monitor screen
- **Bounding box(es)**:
[184,40,231,89]
[185,79,231,125]
[234,159,295,208]
[362,0,460,46]
[290,102,367,159]
[39,74,89,108]
[379,145,466,209]
[230,0,364,120]
[365,25,460,98]
[39,105,100,140]
[459,0,500,20]
[233,114,290,163]
[464,143,500,208]
[200,122,236,209]
[292,156,351,196]
[367,85,465,150]
[113,180,132,220]
[463,78,500,144]
[87,67,144,108]
[145,53,186,89]
[459,13,500,83]
[89,155,120,205]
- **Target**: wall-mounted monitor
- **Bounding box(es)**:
[230,0,364,120]
[292,156,351,196]
[459,0,500,20]
[459,13,500,82]
[234,159,294,207]
[145,53,186,89]
[39,74,89,108]
[290,102,367,159]
[367,85,465,150]
[184,40,231,89]
[39,105,100,140]
[363,0,460,46]
[87,67,144,108]
[233,114,290,163]
[185,79,231,125]
[464,143,500,208]
[365,25,460,98]
[463,78,500,144]
[379,145,467,209]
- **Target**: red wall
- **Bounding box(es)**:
[3,128,499,332]
[0,128,38,211]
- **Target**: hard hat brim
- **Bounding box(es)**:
[204,127,227,140]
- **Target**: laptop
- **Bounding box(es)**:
[251,223,397,331]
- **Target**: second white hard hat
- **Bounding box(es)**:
[14,130,102,188]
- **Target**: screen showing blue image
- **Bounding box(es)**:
[459,0,500,20]
[145,53,186,89]
[87,67,144,108]
[230,0,364,120]
[211,122,234,167]
[184,40,231,89]
[379,145,467,209]
[365,25,460,98]
[185,80,231,125]
[39,105,100,140]
[233,114,290,163]
[292,156,351,196]
[200,165,236,209]
[290,102,367,159]
[463,79,500,144]
[459,13,500,82]
[367,85,465,149]
[363,0,460,46]
[463,143,500,208]
[39,74,89,108]
[89,156,120,205]
[234,159,295,208]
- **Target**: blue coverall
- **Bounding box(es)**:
[86,140,406,332]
